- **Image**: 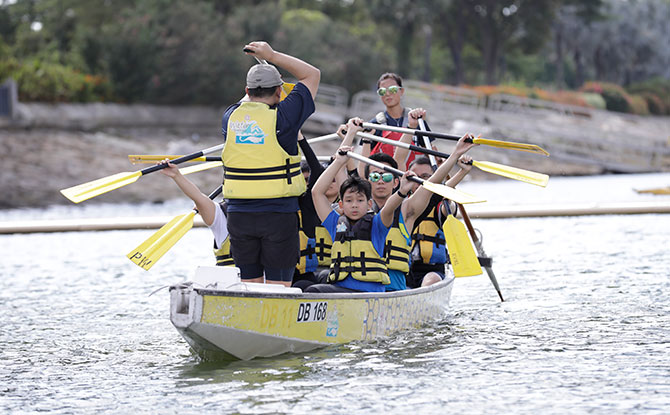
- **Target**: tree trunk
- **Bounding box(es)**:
[396,21,414,77]
[574,48,584,88]
[554,22,565,89]
[443,4,467,85]
[422,25,432,82]
[481,19,499,85]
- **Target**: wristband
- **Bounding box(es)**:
[359,138,372,145]
[396,190,408,198]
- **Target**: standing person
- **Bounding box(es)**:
[158,160,233,267]
[366,73,438,166]
[221,41,320,287]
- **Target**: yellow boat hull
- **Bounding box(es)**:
[170,270,454,360]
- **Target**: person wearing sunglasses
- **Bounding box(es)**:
[359,152,412,292]
[362,73,439,169]
[307,125,415,293]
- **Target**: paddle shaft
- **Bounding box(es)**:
[343,151,425,187]
[357,132,449,160]
[139,144,224,175]
[244,48,268,65]
[458,203,504,302]
[361,122,471,143]
[357,131,484,170]
[418,118,439,170]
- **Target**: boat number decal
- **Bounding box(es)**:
[296,302,327,323]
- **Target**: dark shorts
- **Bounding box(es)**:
[407,269,446,289]
[227,211,299,280]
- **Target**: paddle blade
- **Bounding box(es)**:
[128,155,208,164]
[127,211,196,270]
[421,181,486,204]
[60,171,142,203]
[473,161,549,187]
[179,161,223,175]
[280,82,296,101]
[472,137,550,157]
[443,216,483,277]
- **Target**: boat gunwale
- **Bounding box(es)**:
[170,276,454,300]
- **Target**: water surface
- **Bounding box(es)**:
[1,173,669,414]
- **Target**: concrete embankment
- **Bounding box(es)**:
[0,100,668,209]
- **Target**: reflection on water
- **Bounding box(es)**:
[1,173,669,413]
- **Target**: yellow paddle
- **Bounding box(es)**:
[414,118,482,278]
[356,131,549,187]
[60,143,225,203]
[177,161,223,175]
[443,215,483,277]
[459,203,504,301]
[127,133,340,165]
[127,155,221,164]
[360,122,550,157]
[127,186,223,270]
[343,151,486,205]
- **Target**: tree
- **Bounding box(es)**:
[466,0,560,85]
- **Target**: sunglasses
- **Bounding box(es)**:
[377,85,402,96]
[368,172,394,183]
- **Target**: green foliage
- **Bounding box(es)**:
[7,59,111,102]
[627,77,670,115]
[580,92,606,110]
[102,0,249,105]
[0,0,666,118]
[628,95,649,116]
[580,81,631,113]
[274,8,390,93]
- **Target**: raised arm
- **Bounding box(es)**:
[158,160,217,225]
[402,134,477,224]
[393,108,425,170]
[312,146,350,223]
[333,118,361,174]
[244,41,321,99]
[379,171,415,228]
[298,131,323,187]
[446,155,474,188]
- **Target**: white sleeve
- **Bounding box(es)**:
[208,205,229,249]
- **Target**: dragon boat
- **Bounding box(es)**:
[169,266,454,360]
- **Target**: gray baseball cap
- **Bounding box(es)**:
[246,64,283,89]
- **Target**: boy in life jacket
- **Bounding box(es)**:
[158,160,233,267]
[293,127,357,291]
[360,152,411,292]
[306,121,415,293]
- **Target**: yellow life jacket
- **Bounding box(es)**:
[212,203,235,267]
[297,210,318,274]
[222,102,306,199]
[328,214,389,285]
[411,197,448,268]
[383,208,411,273]
[314,225,333,267]
[213,239,234,267]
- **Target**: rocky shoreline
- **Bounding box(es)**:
[0,127,602,210]
[1,100,667,209]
